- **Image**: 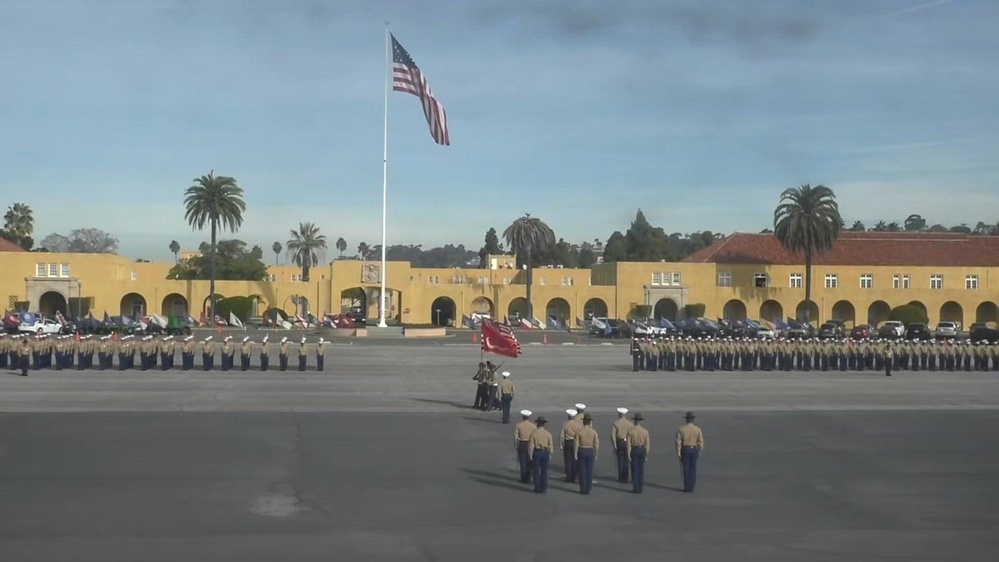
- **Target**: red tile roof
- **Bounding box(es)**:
[682,232,999,267]
[0,237,26,252]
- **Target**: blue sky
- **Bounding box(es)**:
[1,0,997,260]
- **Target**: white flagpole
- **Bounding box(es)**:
[378,21,389,328]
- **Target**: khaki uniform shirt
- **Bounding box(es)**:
[574,425,599,458]
[611,417,634,448]
[560,418,581,448]
[528,427,554,456]
[676,423,704,456]
[241,343,252,356]
[498,379,515,397]
[299,344,308,357]
[279,342,290,356]
[626,425,651,456]
[514,420,537,446]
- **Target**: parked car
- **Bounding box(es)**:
[786,323,814,340]
[934,321,959,339]
[18,318,65,335]
[905,323,932,341]
[817,322,844,339]
[850,324,873,340]
[970,325,999,343]
[878,321,905,339]
[753,325,777,340]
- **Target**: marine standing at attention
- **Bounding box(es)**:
[18,337,31,376]
[574,413,599,495]
[676,411,704,493]
[528,416,554,493]
[560,408,579,483]
[498,371,516,424]
[626,413,650,494]
[279,337,290,371]
[611,407,634,483]
[240,337,252,371]
[514,410,537,484]
[316,338,325,371]
[259,336,270,371]
[298,337,308,371]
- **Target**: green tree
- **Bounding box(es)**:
[886,221,901,232]
[888,304,928,326]
[286,222,327,282]
[624,209,670,261]
[166,239,266,281]
[358,241,370,260]
[272,242,282,265]
[928,224,948,233]
[904,214,926,231]
[602,231,628,263]
[503,213,556,320]
[872,220,888,232]
[576,241,597,268]
[183,171,246,321]
[949,224,972,234]
[850,220,866,232]
[336,237,347,258]
[773,184,841,323]
[169,240,181,263]
[550,238,577,268]
[478,227,504,267]
[2,202,34,250]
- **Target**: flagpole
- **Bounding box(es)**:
[378,21,390,328]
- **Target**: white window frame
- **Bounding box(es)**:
[860,274,873,289]
[539,276,546,286]
[48,263,58,278]
[652,272,662,286]
[903,274,911,289]
[36,263,46,277]
[717,272,732,287]
[130,271,138,281]
[824,273,838,289]
[753,273,768,288]
[672,272,681,286]
[930,274,943,290]
[427,276,439,285]
[790,273,803,289]
[892,274,900,289]
[966,275,979,290]
[562,276,574,286]
[60,263,70,278]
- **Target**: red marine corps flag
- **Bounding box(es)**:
[481,318,522,359]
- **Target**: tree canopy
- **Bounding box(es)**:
[167,239,267,281]
[40,228,119,253]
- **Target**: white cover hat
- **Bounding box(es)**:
[520,410,532,417]
[616,407,629,415]
[501,371,510,377]
[575,403,586,410]
[566,409,577,416]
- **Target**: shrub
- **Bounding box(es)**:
[683,303,706,318]
[263,307,287,322]
[888,304,928,326]
[216,296,255,323]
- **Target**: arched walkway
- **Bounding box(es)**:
[121,292,147,318]
[796,300,819,324]
[722,299,747,321]
[39,291,67,318]
[939,301,963,325]
[470,296,494,316]
[977,302,999,325]
[653,298,678,322]
[583,298,608,319]
[831,300,856,327]
[546,298,570,329]
[507,297,528,319]
[431,296,456,326]
[161,293,188,317]
[340,287,367,314]
[759,300,783,323]
[202,294,225,315]
[868,301,891,327]
[908,300,927,318]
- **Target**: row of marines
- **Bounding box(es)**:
[630,337,999,373]
[512,404,704,495]
[0,334,328,374]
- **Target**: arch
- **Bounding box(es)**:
[977,301,999,325]
[284,295,310,316]
[759,300,784,323]
[470,296,495,316]
[796,300,819,324]
[908,300,927,317]
[202,293,225,314]
[722,299,747,321]
[507,297,528,319]
[583,298,608,319]
[831,300,856,327]
[868,301,891,327]
[546,298,571,329]
[939,301,963,325]
[653,298,678,322]
[161,293,189,317]
[431,296,456,326]
[38,291,67,318]
[120,292,147,317]
[340,287,367,314]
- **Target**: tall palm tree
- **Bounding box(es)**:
[336,237,347,258]
[169,240,181,263]
[503,213,556,321]
[850,220,865,232]
[286,222,327,282]
[272,242,282,265]
[3,202,34,249]
[183,171,246,322]
[358,242,369,260]
[773,184,841,324]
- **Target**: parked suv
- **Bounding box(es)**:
[817,322,843,339]
[850,324,872,340]
[878,321,905,339]
[934,321,959,339]
[905,323,932,341]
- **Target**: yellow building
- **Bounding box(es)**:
[1,232,997,328]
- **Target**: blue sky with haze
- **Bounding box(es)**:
[1,0,996,260]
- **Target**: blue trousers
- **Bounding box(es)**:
[517,441,531,483]
[577,448,595,494]
[259,354,268,371]
[615,440,629,482]
[681,446,700,492]
[500,396,512,424]
[631,446,647,493]
[532,450,550,493]
[563,440,577,482]
[316,355,324,371]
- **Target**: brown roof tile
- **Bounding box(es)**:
[682,232,999,267]
[0,238,26,252]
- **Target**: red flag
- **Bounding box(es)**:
[481,319,521,359]
[335,315,356,329]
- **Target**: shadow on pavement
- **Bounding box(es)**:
[460,468,534,494]
[409,398,473,409]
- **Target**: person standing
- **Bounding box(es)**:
[528,416,554,493]
[514,410,536,484]
[279,337,290,371]
[240,337,252,371]
[316,338,326,372]
[202,336,215,371]
[627,413,650,494]
[472,362,488,410]
[574,413,599,495]
[498,371,515,423]
[611,407,634,483]
[630,338,641,372]
[298,338,308,371]
[676,411,704,493]
[259,336,270,372]
[18,337,32,376]
[884,344,893,377]
[560,408,580,483]
[221,337,233,372]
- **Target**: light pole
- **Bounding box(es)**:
[434,308,441,326]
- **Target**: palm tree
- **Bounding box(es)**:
[169,240,180,263]
[286,222,327,282]
[503,213,556,321]
[183,170,246,322]
[336,237,347,258]
[886,221,901,232]
[850,220,866,232]
[272,242,282,265]
[3,202,34,250]
[872,220,888,232]
[773,184,841,324]
[358,242,370,260]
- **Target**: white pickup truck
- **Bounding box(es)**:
[18,318,65,335]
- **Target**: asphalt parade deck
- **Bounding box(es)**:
[1,346,997,561]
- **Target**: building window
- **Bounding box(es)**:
[36,263,46,277]
[427,276,439,284]
[672,272,681,285]
[753,273,768,288]
[477,277,489,285]
[789,273,802,288]
[903,275,911,289]
[539,276,546,286]
[824,273,838,289]
[130,271,138,281]
[562,276,574,286]
[892,275,900,289]
[48,264,58,277]
[717,272,732,287]
[930,274,943,290]
[966,275,979,290]
[291,274,300,282]
[267,274,276,282]
[60,264,70,278]
[652,272,662,286]
[860,274,873,289]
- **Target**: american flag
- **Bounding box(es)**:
[391,34,450,146]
